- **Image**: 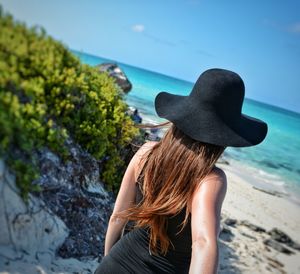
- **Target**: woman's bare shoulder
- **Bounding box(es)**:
[188,166,227,210]
[133,141,158,179]
[199,166,227,197]
[207,165,227,182]
[135,141,158,158]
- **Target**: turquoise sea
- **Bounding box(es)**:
[73,50,300,205]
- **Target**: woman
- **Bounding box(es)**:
[94,68,268,274]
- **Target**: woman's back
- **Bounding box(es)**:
[110,152,192,274]
[136,162,192,263]
[95,142,226,274]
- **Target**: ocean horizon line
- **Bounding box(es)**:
[71,48,300,117]
[71,49,193,85]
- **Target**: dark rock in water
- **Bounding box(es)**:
[278,162,293,172]
[265,256,285,269]
[240,231,257,241]
[266,256,286,273]
[96,63,132,92]
[224,218,237,227]
[259,160,278,169]
[252,186,285,198]
[268,228,300,251]
[240,220,266,233]
[217,155,230,165]
[219,226,234,242]
[32,136,115,259]
[268,228,293,243]
[289,241,300,251]
[263,239,295,255]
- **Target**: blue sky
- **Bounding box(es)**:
[1,0,299,113]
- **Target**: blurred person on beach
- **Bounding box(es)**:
[132,108,143,124]
[94,69,268,273]
[148,127,160,141]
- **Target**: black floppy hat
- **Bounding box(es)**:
[154,68,268,147]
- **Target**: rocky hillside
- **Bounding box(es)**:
[0,138,112,273]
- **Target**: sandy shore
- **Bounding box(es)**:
[1,161,299,274]
[217,162,300,274]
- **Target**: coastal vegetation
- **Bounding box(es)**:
[0,6,139,199]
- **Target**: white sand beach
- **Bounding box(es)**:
[217,162,300,274]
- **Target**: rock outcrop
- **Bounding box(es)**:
[0,136,116,273]
[0,159,69,259]
[96,63,132,93]
[32,137,115,259]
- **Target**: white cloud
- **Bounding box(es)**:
[130,24,176,47]
[131,24,145,33]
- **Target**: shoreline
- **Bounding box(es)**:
[223,158,300,208]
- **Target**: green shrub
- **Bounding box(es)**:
[0,6,139,199]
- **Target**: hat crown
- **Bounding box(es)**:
[154,68,268,147]
[190,69,245,118]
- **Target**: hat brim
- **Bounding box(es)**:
[154,91,268,147]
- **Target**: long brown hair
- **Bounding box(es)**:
[116,121,226,256]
